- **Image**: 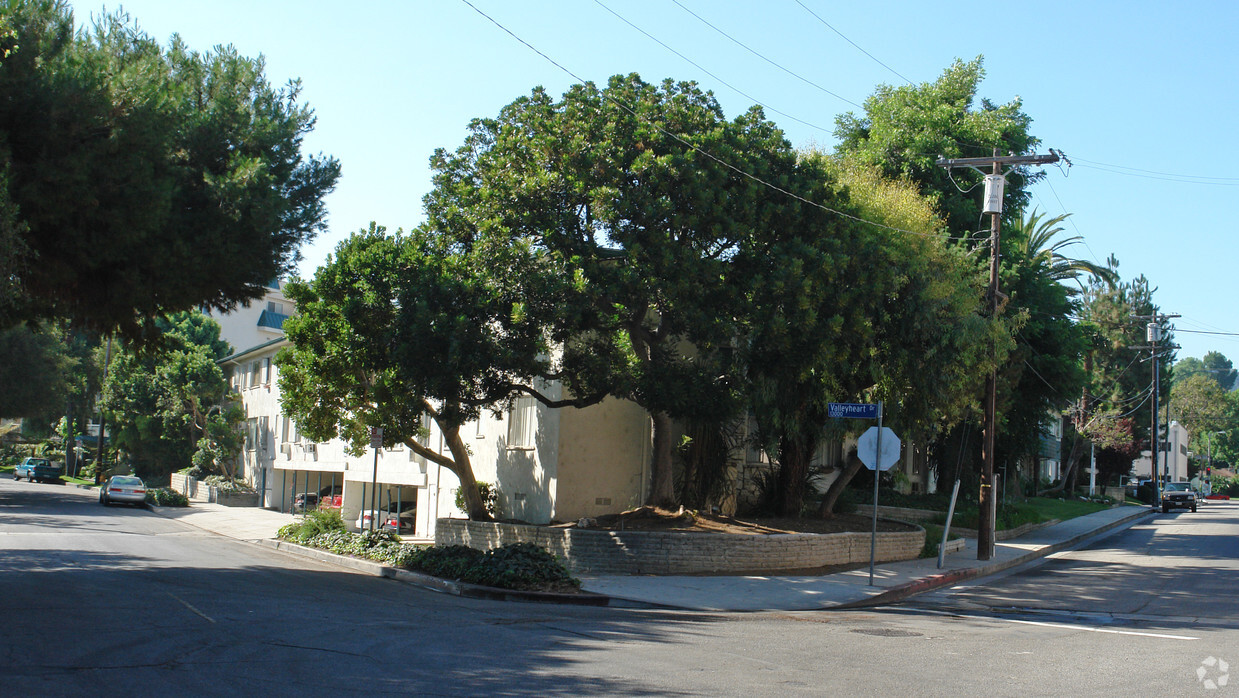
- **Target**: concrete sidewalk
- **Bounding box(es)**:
[147,497,1154,611]
[580,504,1154,611]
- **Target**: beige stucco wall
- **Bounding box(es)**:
[554,397,650,522]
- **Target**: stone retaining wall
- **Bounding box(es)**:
[436,519,925,575]
[853,504,940,523]
[170,472,259,507]
[949,518,1060,541]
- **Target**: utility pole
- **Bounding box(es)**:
[1130,313,1178,508]
[936,150,1060,560]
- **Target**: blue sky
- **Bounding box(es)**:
[69,1,1239,364]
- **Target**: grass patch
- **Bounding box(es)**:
[63,475,93,486]
[1022,496,1112,521]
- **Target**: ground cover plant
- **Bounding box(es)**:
[277,511,580,592]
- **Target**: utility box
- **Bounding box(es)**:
[982,175,1005,214]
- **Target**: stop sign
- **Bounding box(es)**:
[857,426,901,471]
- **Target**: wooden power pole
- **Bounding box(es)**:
[936,150,1060,560]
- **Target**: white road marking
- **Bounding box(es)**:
[166,591,216,624]
[1005,618,1197,640]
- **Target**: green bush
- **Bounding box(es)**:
[202,475,255,493]
[408,542,580,592]
[454,481,499,517]
[145,487,189,507]
[919,523,963,558]
[277,508,346,543]
[1135,484,1155,505]
[275,520,581,592]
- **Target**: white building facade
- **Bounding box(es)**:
[1132,420,1191,482]
[214,287,654,540]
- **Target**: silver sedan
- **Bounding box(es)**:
[99,475,148,507]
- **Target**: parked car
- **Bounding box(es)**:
[100,475,147,507]
[356,500,416,532]
[13,457,64,483]
[294,485,343,512]
[1160,481,1197,513]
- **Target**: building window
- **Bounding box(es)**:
[245,418,258,451]
[506,395,536,449]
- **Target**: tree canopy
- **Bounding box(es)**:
[99,312,239,481]
[0,1,339,340]
[423,74,803,506]
[276,224,606,519]
[834,57,1041,242]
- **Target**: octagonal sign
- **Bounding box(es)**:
[857,426,901,471]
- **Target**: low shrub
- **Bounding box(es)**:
[146,487,189,507]
[202,475,256,493]
[277,508,346,543]
[919,523,963,559]
[276,520,581,592]
[454,481,500,517]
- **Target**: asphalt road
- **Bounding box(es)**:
[2,476,1236,696]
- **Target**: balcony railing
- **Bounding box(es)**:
[257,309,290,331]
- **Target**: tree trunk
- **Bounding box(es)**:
[776,431,814,517]
[442,423,493,521]
[818,450,863,516]
[647,412,677,507]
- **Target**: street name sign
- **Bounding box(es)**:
[828,402,879,420]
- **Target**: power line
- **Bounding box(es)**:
[791,0,914,85]
[1073,162,1239,186]
[592,0,833,134]
[1176,329,1239,337]
[1071,157,1239,183]
[668,0,864,109]
[457,0,951,242]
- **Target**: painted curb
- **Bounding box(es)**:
[835,507,1155,609]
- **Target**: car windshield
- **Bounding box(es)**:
[112,476,143,487]
[28,458,49,465]
[1164,482,1191,492]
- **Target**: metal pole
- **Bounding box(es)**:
[369,448,379,533]
[1151,335,1160,509]
[1089,442,1096,496]
[938,480,962,569]
[94,336,113,485]
[869,402,883,585]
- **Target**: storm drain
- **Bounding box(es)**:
[849,628,923,637]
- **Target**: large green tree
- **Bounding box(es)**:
[834,57,1041,243]
[423,74,798,507]
[1173,352,1237,392]
[276,225,603,520]
[100,312,239,481]
[746,154,1005,516]
[1070,259,1173,484]
[0,1,339,340]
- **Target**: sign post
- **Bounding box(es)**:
[853,409,902,585]
[368,426,383,533]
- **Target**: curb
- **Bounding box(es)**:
[254,538,611,607]
[835,507,1155,609]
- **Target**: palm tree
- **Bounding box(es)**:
[1009,209,1117,294]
